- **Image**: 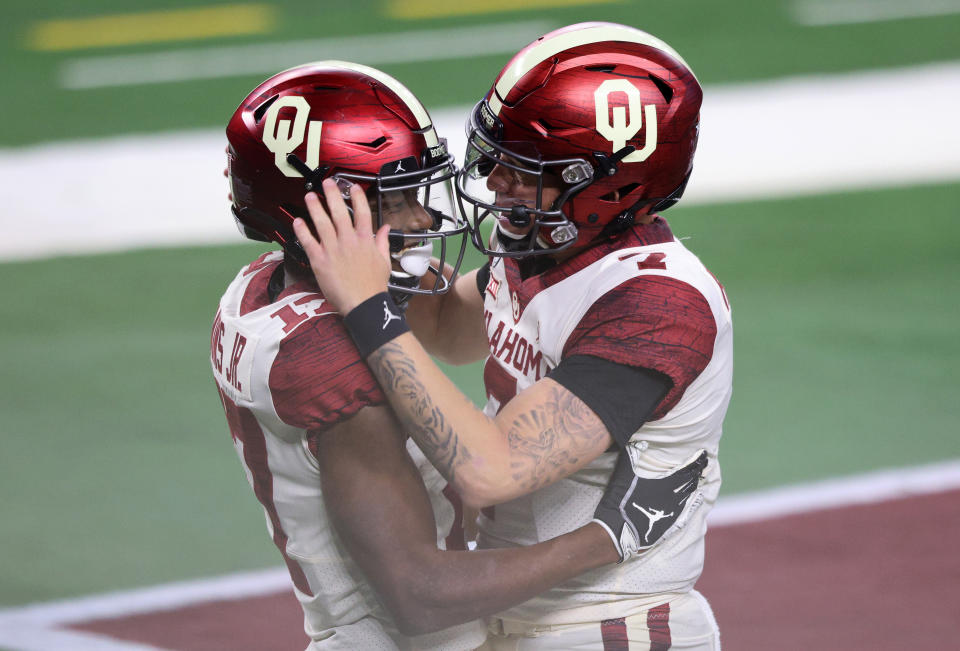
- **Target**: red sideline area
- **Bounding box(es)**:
[698,488,960,650]
[72,489,960,650]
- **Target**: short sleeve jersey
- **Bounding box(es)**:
[560,271,719,420]
[211,251,485,650]
[478,219,734,625]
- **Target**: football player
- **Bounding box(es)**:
[213,60,679,650]
[294,24,732,650]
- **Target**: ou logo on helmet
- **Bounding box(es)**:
[261,96,323,177]
[594,79,658,163]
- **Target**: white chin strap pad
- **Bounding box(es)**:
[495,221,529,240]
[392,241,433,278]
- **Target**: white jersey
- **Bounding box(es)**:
[478,220,733,626]
[211,251,485,650]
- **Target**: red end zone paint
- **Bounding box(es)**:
[72,590,307,650]
[697,488,960,650]
[63,489,960,651]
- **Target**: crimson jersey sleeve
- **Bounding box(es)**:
[562,275,717,419]
[269,316,385,431]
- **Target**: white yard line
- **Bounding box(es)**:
[708,457,960,526]
[792,0,960,25]
[0,458,958,649]
[0,568,291,626]
[4,61,958,263]
[0,629,166,651]
[61,21,553,89]
[0,568,291,650]
[687,61,960,202]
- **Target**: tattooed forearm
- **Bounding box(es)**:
[367,343,606,499]
[368,342,474,482]
[507,387,608,493]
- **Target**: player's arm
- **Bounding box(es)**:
[364,338,669,507]
[405,264,488,365]
[293,180,670,507]
[315,404,618,636]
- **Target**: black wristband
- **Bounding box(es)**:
[476,262,491,298]
[342,292,410,358]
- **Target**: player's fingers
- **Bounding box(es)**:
[293,217,326,269]
[291,216,310,244]
[321,178,353,237]
[374,223,391,260]
[349,182,374,238]
[303,191,337,246]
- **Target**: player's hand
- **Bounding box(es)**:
[593,446,708,562]
[292,178,392,314]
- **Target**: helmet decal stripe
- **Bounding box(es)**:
[459,23,702,255]
[302,60,439,147]
[490,23,696,115]
[228,60,468,292]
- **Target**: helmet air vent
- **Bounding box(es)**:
[585,65,617,73]
[356,135,388,148]
[535,118,556,136]
[648,74,674,103]
[253,94,279,123]
[600,182,641,202]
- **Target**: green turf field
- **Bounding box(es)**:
[2,0,959,609]
[3,181,958,605]
[5,0,960,145]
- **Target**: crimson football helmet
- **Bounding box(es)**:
[457,22,702,256]
[227,61,468,294]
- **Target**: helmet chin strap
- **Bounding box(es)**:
[495,221,537,253]
[494,222,557,282]
[496,222,529,241]
[496,217,571,255]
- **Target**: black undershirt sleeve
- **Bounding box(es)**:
[475,262,491,297]
[547,355,672,448]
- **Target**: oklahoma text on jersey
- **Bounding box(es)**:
[479,218,733,627]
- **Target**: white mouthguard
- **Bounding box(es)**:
[392,241,433,278]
